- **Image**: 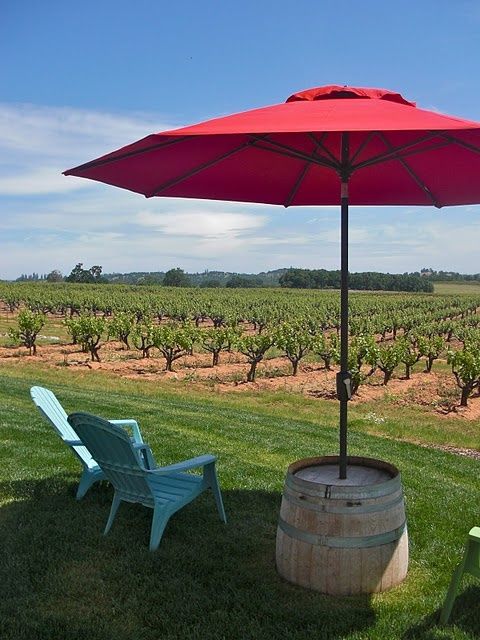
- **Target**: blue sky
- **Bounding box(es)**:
[1,0,480,279]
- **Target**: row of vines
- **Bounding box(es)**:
[2,282,480,407]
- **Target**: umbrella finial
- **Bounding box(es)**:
[286,85,416,106]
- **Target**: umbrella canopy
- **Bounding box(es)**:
[64,85,480,479]
[65,85,480,207]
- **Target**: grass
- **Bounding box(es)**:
[0,362,479,639]
[433,281,480,294]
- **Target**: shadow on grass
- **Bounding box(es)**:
[0,476,375,640]
[402,585,480,639]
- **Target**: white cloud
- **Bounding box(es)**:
[0,102,173,196]
[2,208,480,279]
[0,103,170,156]
[136,210,267,237]
[1,102,480,279]
[0,166,90,195]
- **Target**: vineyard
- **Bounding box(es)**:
[1,281,480,416]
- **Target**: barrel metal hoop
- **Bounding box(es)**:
[283,490,405,515]
[278,517,407,549]
[285,473,401,499]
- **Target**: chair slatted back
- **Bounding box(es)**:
[68,412,153,504]
[30,386,97,469]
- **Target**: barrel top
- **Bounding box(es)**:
[295,464,392,486]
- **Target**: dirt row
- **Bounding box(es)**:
[3,338,480,421]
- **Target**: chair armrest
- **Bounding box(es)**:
[149,454,216,475]
[469,527,480,540]
[64,439,83,446]
[132,443,156,470]
[109,419,144,443]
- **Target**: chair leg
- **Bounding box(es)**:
[76,469,97,500]
[205,464,227,523]
[104,492,122,536]
[149,506,172,551]
[439,562,465,625]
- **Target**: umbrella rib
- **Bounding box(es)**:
[436,131,480,155]
[284,134,331,207]
[354,139,455,173]
[284,163,311,208]
[377,133,440,207]
[308,133,339,165]
[349,131,377,165]
[148,139,259,197]
[65,136,190,174]
[250,136,340,170]
[352,133,439,171]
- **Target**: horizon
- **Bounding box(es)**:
[7,264,480,283]
[2,1,480,279]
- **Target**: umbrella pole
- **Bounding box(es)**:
[338,133,351,479]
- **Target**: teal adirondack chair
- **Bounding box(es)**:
[67,411,227,551]
[30,386,144,499]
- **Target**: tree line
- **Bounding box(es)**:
[279,268,434,292]
[14,264,435,292]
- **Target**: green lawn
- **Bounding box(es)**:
[0,363,478,640]
[433,281,480,294]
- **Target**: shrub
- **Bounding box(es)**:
[311,332,339,370]
[65,315,106,361]
[236,333,274,382]
[8,309,45,355]
[397,336,421,380]
[417,334,444,373]
[152,324,195,371]
[108,312,135,349]
[201,327,237,367]
[274,322,312,376]
[348,335,379,395]
[377,342,402,385]
[447,342,480,406]
[131,318,155,358]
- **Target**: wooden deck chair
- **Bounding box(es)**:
[68,411,227,551]
[30,386,144,500]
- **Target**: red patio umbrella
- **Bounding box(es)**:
[64,85,480,479]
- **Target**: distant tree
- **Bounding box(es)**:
[16,272,41,282]
[46,269,63,282]
[280,267,433,292]
[279,269,314,288]
[163,268,190,287]
[140,274,164,285]
[200,278,222,288]
[226,275,262,288]
[90,265,103,280]
[65,263,105,284]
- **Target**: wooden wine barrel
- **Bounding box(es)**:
[276,456,408,595]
